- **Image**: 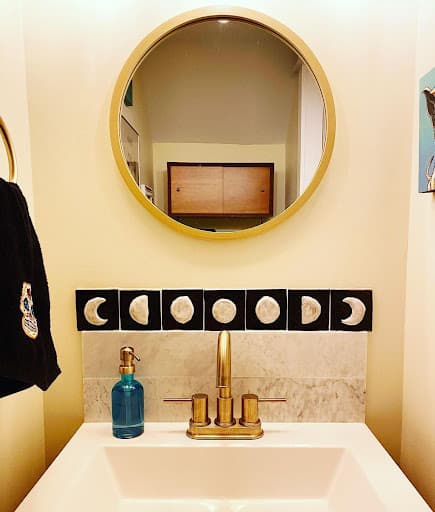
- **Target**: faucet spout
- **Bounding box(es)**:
[216,330,231,397]
[215,330,234,426]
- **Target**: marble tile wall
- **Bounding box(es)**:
[82,331,367,423]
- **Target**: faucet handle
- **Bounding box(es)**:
[258,397,287,403]
[191,393,211,426]
[240,394,287,426]
[240,393,260,425]
[164,393,210,427]
[163,398,193,402]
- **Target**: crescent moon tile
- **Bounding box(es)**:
[330,290,373,331]
[341,297,366,326]
[75,289,119,331]
[84,297,108,326]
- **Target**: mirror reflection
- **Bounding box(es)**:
[120,19,326,232]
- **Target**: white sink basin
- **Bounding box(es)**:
[16,423,431,512]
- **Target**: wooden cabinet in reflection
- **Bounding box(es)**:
[168,162,274,217]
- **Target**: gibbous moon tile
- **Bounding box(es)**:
[84,297,108,326]
[288,290,330,331]
[341,297,366,326]
[119,290,161,330]
[170,296,195,324]
[255,296,280,324]
[301,296,322,325]
[129,294,149,325]
[212,298,237,324]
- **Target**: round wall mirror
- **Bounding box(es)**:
[110,7,335,239]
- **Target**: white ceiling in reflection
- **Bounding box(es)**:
[135,20,300,145]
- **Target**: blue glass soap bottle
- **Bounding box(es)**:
[112,346,144,439]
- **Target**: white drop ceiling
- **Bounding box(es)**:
[136,19,301,145]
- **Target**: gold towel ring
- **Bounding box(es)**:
[0,116,17,183]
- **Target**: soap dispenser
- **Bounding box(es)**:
[111,346,144,439]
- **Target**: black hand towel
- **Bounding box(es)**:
[0,178,60,398]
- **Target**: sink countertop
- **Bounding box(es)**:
[16,422,431,512]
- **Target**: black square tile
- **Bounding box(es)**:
[288,290,330,331]
[162,290,203,330]
[246,289,287,330]
[75,289,119,331]
[204,290,245,331]
[330,290,372,331]
[119,290,161,330]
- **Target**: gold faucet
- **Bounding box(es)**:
[215,330,235,427]
[164,330,286,440]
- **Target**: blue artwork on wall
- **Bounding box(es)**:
[419,67,435,193]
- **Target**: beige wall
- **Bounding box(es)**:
[0,2,45,512]
[152,142,286,214]
[401,0,435,508]
[21,0,417,467]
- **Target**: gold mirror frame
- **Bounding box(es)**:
[0,116,17,183]
[110,6,336,240]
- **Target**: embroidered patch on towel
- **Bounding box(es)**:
[20,282,38,339]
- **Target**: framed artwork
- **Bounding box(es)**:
[419,67,435,193]
[120,116,140,185]
[124,81,133,107]
[144,185,153,202]
[140,184,154,203]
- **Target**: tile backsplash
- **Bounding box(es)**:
[82,330,367,423]
[76,288,373,332]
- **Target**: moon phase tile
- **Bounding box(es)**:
[330,290,373,331]
[120,290,161,330]
[162,289,204,330]
[204,290,245,331]
[288,290,330,331]
[76,289,119,331]
[246,289,287,330]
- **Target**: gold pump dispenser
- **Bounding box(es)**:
[119,346,140,375]
[112,346,144,439]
